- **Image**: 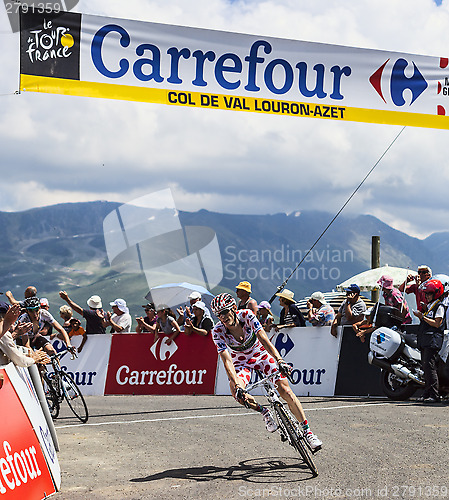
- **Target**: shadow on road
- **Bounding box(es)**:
[130,457,315,484]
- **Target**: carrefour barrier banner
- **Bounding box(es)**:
[105,333,218,395]
[215,327,342,397]
[51,334,112,396]
[0,367,56,499]
[19,9,449,129]
[5,363,61,491]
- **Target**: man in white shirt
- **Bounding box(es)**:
[107,299,132,333]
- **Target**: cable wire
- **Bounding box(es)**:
[269,126,406,303]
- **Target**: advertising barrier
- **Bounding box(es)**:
[51,334,112,396]
[215,327,342,397]
[105,333,218,395]
[0,366,56,499]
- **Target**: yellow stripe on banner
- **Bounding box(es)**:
[20,74,449,130]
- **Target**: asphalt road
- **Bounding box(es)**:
[52,395,449,500]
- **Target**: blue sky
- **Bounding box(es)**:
[0,0,448,239]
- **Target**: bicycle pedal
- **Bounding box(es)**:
[311,445,322,454]
[280,433,287,442]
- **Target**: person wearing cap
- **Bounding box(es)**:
[257,301,274,332]
[184,301,214,337]
[59,291,107,348]
[136,303,157,334]
[154,305,181,345]
[106,299,132,333]
[377,275,412,324]
[331,284,366,337]
[236,281,258,315]
[176,291,211,327]
[307,292,335,327]
[274,289,306,332]
[399,265,432,313]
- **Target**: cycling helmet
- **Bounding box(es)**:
[210,293,236,316]
[24,297,40,310]
[419,279,444,299]
[432,274,449,294]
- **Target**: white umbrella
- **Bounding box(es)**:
[337,265,418,292]
[146,282,213,309]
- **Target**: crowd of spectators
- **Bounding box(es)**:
[1,263,444,370]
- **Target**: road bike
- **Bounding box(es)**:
[42,349,89,423]
[245,371,318,477]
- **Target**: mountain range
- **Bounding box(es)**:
[0,201,447,319]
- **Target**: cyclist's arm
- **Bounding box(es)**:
[256,328,284,364]
[219,350,243,391]
[51,319,74,349]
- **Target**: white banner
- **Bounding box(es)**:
[19,9,449,129]
[51,334,112,396]
[215,326,342,397]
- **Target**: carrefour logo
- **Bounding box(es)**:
[377,331,386,344]
[370,58,428,106]
[150,337,178,361]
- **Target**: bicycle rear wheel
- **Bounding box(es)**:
[42,372,60,419]
[274,402,318,477]
[60,372,89,423]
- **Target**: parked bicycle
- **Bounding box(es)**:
[245,370,318,477]
[42,349,89,423]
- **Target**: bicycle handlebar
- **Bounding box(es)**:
[50,348,78,361]
[245,371,279,393]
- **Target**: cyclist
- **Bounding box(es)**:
[211,293,322,451]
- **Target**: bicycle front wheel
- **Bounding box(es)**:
[42,372,60,419]
[60,372,89,423]
[274,403,318,477]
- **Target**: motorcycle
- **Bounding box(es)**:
[367,304,449,401]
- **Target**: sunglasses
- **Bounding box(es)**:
[217,308,232,318]
[418,270,429,275]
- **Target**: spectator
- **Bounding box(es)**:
[307,292,335,326]
[377,275,412,324]
[5,286,37,307]
[331,284,366,337]
[59,305,73,332]
[106,299,132,333]
[136,303,157,334]
[274,289,306,331]
[257,301,274,332]
[399,265,432,313]
[0,302,49,367]
[59,292,107,352]
[67,318,88,353]
[413,279,445,403]
[154,304,181,345]
[236,281,258,315]
[184,301,214,337]
[177,291,211,326]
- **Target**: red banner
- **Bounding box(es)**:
[0,369,55,499]
[104,333,219,395]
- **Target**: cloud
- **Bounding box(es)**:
[0,0,448,239]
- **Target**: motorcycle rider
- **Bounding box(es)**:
[412,279,446,403]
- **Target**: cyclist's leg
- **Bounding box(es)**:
[275,378,306,422]
[276,378,322,450]
[230,367,259,410]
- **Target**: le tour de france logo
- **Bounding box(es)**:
[20,7,81,80]
[369,58,428,107]
[103,189,223,310]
